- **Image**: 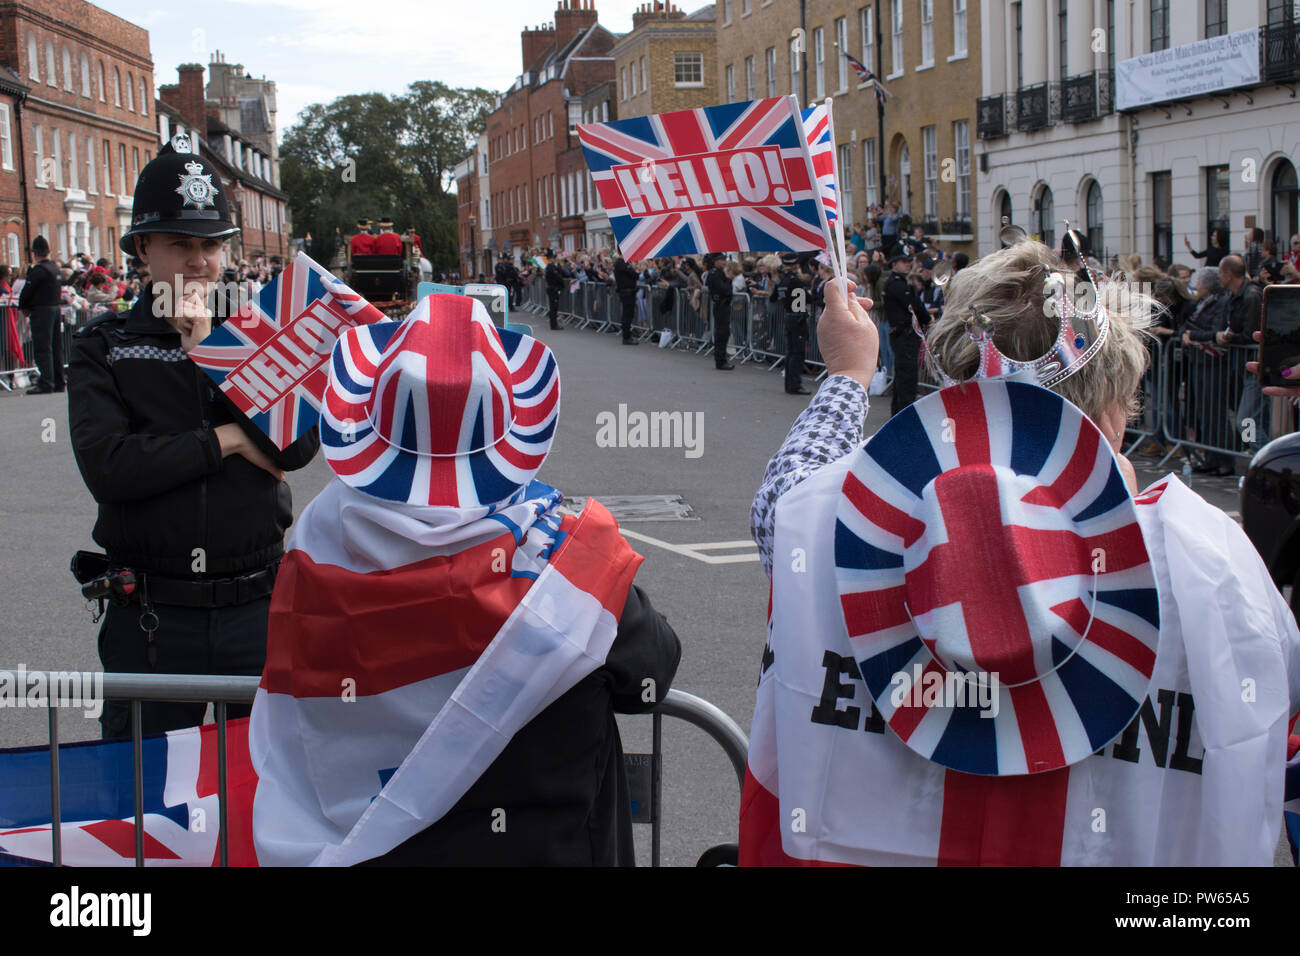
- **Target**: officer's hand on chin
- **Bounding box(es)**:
[214,423,285,482]
[177,290,212,352]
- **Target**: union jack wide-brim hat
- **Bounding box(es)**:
[834,379,1160,776]
[320,294,560,508]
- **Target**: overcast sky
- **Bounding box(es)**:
[99,0,678,140]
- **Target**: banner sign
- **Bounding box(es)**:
[576,97,832,260]
[188,252,386,449]
[1116,28,1260,111]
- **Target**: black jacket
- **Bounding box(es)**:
[1224,280,1263,343]
[613,260,639,297]
[705,267,732,303]
[17,259,61,310]
[360,583,682,866]
[68,286,320,579]
[769,271,806,315]
[882,271,929,338]
[545,262,569,293]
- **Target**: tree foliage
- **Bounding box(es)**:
[280,82,496,270]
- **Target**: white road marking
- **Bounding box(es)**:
[619,529,760,564]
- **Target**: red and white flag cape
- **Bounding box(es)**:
[250,480,642,866]
[741,465,1300,866]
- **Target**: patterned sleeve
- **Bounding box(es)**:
[750,374,870,577]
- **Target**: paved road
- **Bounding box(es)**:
[0,317,1254,866]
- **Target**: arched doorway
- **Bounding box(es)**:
[1085,180,1103,259]
[1272,159,1298,246]
[999,189,1013,225]
[1032,184,1055,250]
[899,142,912,216]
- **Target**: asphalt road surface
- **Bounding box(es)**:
[0,316,1264,867]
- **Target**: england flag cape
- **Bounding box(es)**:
[250,478,641,866]
[740,464,1300,866]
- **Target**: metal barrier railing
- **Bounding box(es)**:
[1,304,99,391]
[7,672,747,868]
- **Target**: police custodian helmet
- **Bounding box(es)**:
[118,133,239,256]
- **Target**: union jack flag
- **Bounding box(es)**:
[187,253,385,450]
[801,103,837,224]
[835,381,1159,776]
[577,97,831,260]
[844,52,888,105]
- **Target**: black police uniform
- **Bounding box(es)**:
[544,261,568,330]
[770,265,809,393]
[494,258,520,309]
[17,253,64,393]
[67,135,320,738]
[882,268,931,414]
[613,259,639,341]
[704,262,733,369]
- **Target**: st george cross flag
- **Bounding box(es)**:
[186,253,385,449]
[576,97,832,260]
[0,720,258,866]
[801,103,837,224]
[250,479,642,866]
[742,454,1300,865]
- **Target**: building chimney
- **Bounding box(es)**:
[176,63,208,139]
[521,22,557,72]
[554,0,598,51]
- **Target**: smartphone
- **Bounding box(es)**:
[1258,284,1300,387]
[416,281,510,329]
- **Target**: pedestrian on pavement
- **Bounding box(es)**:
[16,236,63,395]
[743,240,1300,866]
[67,134,320,739]
[252,293,681,866]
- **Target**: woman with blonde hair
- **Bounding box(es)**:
[743,237,1300,867]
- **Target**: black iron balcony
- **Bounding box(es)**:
[1052,70,1117,123]
[1015,83,1050,131]
[977,94,1007,138]
[1262,20,1300,82]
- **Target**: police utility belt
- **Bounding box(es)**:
[70,551,279,611]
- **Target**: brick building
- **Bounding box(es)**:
[2,0,158,267]
[454,132,489,280]
[157,61,290,264]
[476,0,618,261]
[715,0,981,255]
[0,67,29,267]
[613,2,717,118]
[206,50,280,190]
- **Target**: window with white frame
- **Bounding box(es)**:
[80,54,90,97]
[57,223,68,261]
[68,135,78,190]
[45,40,56,87]
[118,143,126,196]
[62,46,73,91]
[864,138,878,206]
[953,0,967,57]
[920,0,934,66]
[640,56,646,93]
[953,119,970,220]
[922,125,937,220]
[27,34,39,81]
[814,27,825,98]
[859,7,874,74]
[7,232,19,267]
[140,79,148,116]
[723,0,731,24]
[742,0,750,13]
[890,0,903,75]
[745,55,755,99]
[0,105,11,171]
[97,61,105,101]
[620,67,626,100]
[766,46,777,96]
[86,136,95,193]
[33,124,45,187]
[836,17,848,90]
[126,72,134,112]
[102,140,112,196]
[674,51,703,86]
[113,68,121,106]
[726,64,735,103]
[51,128,63,189]
[839,144,854,223]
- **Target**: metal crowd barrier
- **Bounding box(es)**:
[8,672,748,868]
[1,304,98,391]
[1152,338,1269,467]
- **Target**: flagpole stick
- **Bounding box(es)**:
[824,97,851,301]
[787,94,838,276]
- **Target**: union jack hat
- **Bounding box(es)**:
[834,379,1160,776]
[320,294,560,508]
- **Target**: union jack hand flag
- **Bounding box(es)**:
[801,103,837,224]
[843,52,889,104]
[187,253,385,450]
[577,97,831,259]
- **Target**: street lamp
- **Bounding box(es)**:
[468,215,477,282]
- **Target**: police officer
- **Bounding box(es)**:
[67,135,320,738]
[494,253,520,309]
[544,256,570,332]
[17,235,63,394]
[882,248,931,414]
[916,256,944,323]
[770,253,810,394]
[613,256,639,343]
[703,254,734,370]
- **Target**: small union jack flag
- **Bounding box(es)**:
[577,97,831,259]
[844,52,889,105]
[187,253,385,450]
[800,103,837,224]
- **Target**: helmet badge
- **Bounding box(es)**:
[176,160,219,210]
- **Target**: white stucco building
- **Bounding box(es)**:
[976,0,1300,263]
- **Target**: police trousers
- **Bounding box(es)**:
[784,314,808,391]
[96,597,271,739]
